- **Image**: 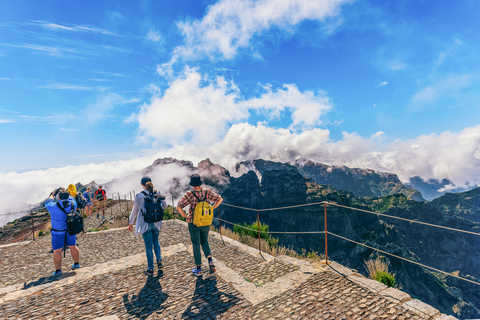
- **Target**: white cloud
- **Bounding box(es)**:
[33,20,119,36]
[242,84,332,129]
[137,68,333,145]
[159,0,348,70]
[411,74,471,104]
[0,155,159,226]
[146,29,162,43]
[388,60,406,70]
[379,81,388,86]
[83,92,128,124]
[0,119,14,123]
[0,78,10,80]
[204,124,480,188]
[39,83,99,91]
[0,43,75,57]
[2,123,480,225]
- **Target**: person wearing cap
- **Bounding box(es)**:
[128,176,167,276]
[176,174,223,276]
[45,188,80,276]
[94,185,107,219]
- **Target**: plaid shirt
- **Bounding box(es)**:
[177,188,222,223]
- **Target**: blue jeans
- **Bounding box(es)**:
[142,223,162,270]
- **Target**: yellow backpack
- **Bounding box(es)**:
[191,191,214,227]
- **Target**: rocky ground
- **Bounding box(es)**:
[0,218,456,320]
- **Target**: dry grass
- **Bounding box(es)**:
[212,225,325,262]
[364,256,392,279]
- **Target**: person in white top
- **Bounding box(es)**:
[128,176,166,275]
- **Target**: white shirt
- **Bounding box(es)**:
[129,191,166,235]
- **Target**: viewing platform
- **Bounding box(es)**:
[0,218,456,320]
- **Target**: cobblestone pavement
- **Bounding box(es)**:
[246,271,423,320]
[0,251,249,320]
[208,236,264,272]
[239,259,299,287]
[0,220,453,320]
[0,220,191,288]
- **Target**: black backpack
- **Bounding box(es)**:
[56,201,84,235]
[142,191,165,223]
[75,193,87,209]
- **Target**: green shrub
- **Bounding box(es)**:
[233,222,279,248]
[88,227,107,232]
[306,251,320,259]
[38,230,45,237]
[364,256,396,288]
[374,271,395,287]
[42,217,49,222]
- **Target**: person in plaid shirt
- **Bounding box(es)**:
[176,174,223,276]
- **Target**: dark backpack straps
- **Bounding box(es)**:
[191,191,202,202]
[56,202,70,215]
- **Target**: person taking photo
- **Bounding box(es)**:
[45,188,80,276]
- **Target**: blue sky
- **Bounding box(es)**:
[1,0,480,208]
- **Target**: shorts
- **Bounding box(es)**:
[95,200,106,210]
[51,231,76,250]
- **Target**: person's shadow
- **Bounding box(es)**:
[181,276,240,319]
[123,269,168,318]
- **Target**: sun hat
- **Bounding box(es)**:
[189,174,203,187]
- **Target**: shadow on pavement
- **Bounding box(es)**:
[22,272,76,290]
[123,269,168,318]
[181,276,241,319]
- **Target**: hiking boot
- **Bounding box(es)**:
[143,269,154,276]
[191,268,202,277]
[157,261,163,269]
[71,263,80,270]
[209,261,216,274]
[52,270,62,276]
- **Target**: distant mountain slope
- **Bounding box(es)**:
[219,164,480,318]
[406,176,471,201]
[430,187,480,223]
[236,158,425,201]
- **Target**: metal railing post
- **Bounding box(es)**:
[172,195,175,220]
[257,211,261,254]
[31,210,35,241]
[218,206,221,235]
[324,202,328,265]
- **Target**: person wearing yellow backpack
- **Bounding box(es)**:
[176,174,223,276]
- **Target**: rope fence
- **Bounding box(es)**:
[327,231,480,286]
[217,200,480,288]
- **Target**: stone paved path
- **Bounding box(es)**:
[0,220,456,320]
